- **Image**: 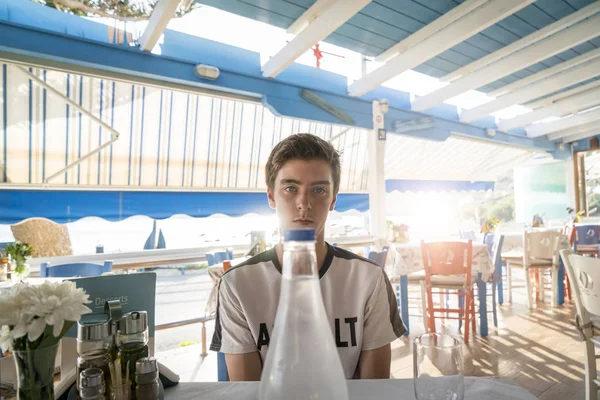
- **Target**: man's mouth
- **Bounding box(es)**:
[294,218,314,225]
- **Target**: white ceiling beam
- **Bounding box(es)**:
[262,0,371,78]
[411,14,600,112]
[525,79,600,110]
[562,127,600,144]
[374,0,489,63]
[138,0,181,52]
[442,2,600,83]
[547,121,600,141]
[348,0,534,97]
[498,87,600,131]
[527,108,600,137]
[489,47,600,98]
[460,57,600,123]
[286,0,336,35]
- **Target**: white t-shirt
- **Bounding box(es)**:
[210,243,406,379]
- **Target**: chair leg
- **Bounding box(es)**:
[507,263,513,304]
[426,283,436,333]
[538,269,544,303]
[524,268,533,309]
[584,339,598,400]
[463,292,471,344]
[458,291,464,331]
[492,280,498,328]
[420,281,428,332]
[565,273,572,301]
[551,268,558,308]
[471,295,476,334]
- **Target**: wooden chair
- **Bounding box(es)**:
[560,250,600,400]
[40,261,113,277]
[420,240,476,344]
[574,225,600,257]
[507,230,561,308]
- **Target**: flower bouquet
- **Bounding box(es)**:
[481,217,500,234]
[6,241,35,282]
[0,281,92,399]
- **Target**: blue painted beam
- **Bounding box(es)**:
[0,1,565,154]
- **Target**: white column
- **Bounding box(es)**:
[368,100,388,239]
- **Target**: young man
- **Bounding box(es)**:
[210,133,405,380]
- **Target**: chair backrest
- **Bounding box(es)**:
[40,261,113,278]
[10,217,73,257]
[421,240,473,285]
[524,230,560,260]
[560,250,600,325]
[206,253,216,267]
[368,246,389,267]
[459,231,477,241]
[574,225,600,248]
[211,251,232,265]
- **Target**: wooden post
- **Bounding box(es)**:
[201,322,207,356]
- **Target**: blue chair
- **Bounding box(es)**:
[208,251,232,267]
[489,235,505,327]
[40,261,113,278]
[574,225,600,255]
[206,253,216,267]
[217,352,229,381]
[368,246,389,267]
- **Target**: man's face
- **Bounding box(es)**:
[267,159,337,240]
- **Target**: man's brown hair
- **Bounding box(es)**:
[265,133,341,195]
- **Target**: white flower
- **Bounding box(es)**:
[25,281,92,338]
[0,325,13,352]
[0,281,92,346]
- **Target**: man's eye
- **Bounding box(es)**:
[313,187,326,194]
[284,186,297,192]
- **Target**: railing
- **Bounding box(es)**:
[155,315,216,357]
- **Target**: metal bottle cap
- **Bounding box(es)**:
[80,368,105,389]
[119,311,148,334]
[136,357,158,374]
[77,314,111,341]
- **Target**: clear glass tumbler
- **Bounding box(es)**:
[413,333,464,400]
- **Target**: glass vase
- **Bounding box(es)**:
[13,343,59,400]
[11,261,31,282]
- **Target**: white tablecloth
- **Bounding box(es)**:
[164,377,536,399]
[389,242,494,281]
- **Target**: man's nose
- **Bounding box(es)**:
[296,192,312,211]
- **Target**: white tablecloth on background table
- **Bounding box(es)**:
[164,377,536,399]
[389,242,494,281]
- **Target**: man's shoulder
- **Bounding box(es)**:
[330,245,381,269]
[221,248,277,281]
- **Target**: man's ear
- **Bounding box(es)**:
[329,195,337,211]
[267,188,276,209]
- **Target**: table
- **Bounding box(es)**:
[164,377,536,399]
[388,242,494,336]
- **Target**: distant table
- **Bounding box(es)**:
[388,242,494,336]
[164,377,536,399]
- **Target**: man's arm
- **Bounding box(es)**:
[358,343,391,379]
[225,352,262,381]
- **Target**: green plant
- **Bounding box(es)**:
[6,242,34,274]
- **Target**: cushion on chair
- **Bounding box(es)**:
[11,218,73,257]
[430,274,468,287]
[508,258,554,268]
[407,270,425,282]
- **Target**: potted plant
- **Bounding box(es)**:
[6,241,34,282]
[0,281,92,399]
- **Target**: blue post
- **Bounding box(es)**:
[217,352,229,381]
[477,273,488,337]
[400,275,409,335]
[557,258,565,305]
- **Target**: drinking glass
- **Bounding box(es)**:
[413,333,464,400]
